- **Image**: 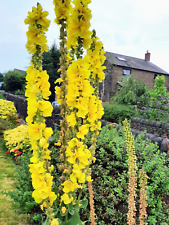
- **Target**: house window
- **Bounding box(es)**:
[123,69,131,75]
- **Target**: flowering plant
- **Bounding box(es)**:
[3,125,30,153]
[0,99,18,121]
[25,1,105,224]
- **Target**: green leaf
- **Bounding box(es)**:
[62,212,84,225]
[42,219,49,225]
[68,202,75,215]
[79,198,88,209]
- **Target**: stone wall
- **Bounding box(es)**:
[0,91,61,130]
[131,117,169,153]
[131,117,169,138]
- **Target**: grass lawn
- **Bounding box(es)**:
[0,138,29,225]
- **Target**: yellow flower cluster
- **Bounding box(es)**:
[25,3,56,211]
[0,99,17,120]
[25,67,56,206]
[66,58,93,115]
[4,125,30,153]
[61,137,92,204]
[25,64,52,124]
[53,0,71,24]
[67,0,92,49]
[54,3,106,206]
[58,46,105,204]
[84,36,106,82]
[24,3,50,54]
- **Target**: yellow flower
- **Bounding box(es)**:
[86,176,92,182]
[51,219,59,225]
[77,172,85,183]
[32,189,48,203]
[70,173,77,183]
[28,123,45,140]
[49,191,57,206]
[67,112,77,127]
[62,180,76,193]
[38,100,53,117]
[43,127,53,140]
[55,140,61,146]
[39,137,48,148]
[61,207,67,214]
[61,193,73,204]
[40,201,47,210]
[77,124,89,139]
[53,0,71,24]
[68,138,79,148]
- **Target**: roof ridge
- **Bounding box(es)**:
[105,51,169,75]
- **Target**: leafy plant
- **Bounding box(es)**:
[81,125,169,224]
[136,75,169,122]
[2,70,26,94]
[103,102,136,123]
[0,93,5,99]
[4,150,43,224]
[112,76,150,106]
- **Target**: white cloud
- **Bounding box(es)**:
[0,0,169,73]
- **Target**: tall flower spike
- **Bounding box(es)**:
[139,168,148,225]
[123,119,137,225]
[53,0,71,165]
[67,0,92,50]
[53,1,105,224]
[25,3,56,224]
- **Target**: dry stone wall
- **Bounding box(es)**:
[0,91,61,130]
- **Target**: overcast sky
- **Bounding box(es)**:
[0,0,169,74]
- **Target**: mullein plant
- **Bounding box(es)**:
[139,169,148,225]
[24,4,57,224]
[123,119,137,225]
[25,0,105,224]
[53,0,105,224]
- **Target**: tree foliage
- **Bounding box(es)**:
[2,71,26,93]
[113,76,150,105]
[0,73,3,82]
[42,43,61,101]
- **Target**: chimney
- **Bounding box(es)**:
[145,50,150,61]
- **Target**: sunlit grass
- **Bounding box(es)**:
[0,93,5,100]
[0,138,29,225]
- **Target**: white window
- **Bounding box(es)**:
[123,69,131,75]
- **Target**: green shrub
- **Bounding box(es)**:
[4,123,169,224]
[113,76,150,106]
[81,125,169,224]
[0,118,19,137]
[2,71,26,94]
[4,124,61,224]
[103,103,136,123]
[0,93,5,99]
[136,76,169,122]
[5,150,43,224]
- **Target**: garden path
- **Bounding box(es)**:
[0,138,29,225]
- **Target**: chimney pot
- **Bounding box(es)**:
[145,50,150,61]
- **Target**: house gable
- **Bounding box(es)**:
[100,52,169,102]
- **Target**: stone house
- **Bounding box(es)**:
[101,51,169,102]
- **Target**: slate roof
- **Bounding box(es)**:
[105,51,169,75]
[14,69,26,75]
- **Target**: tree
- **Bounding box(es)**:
[2,71,26,93]
[42,42,61,101]
[0,73,3,82]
